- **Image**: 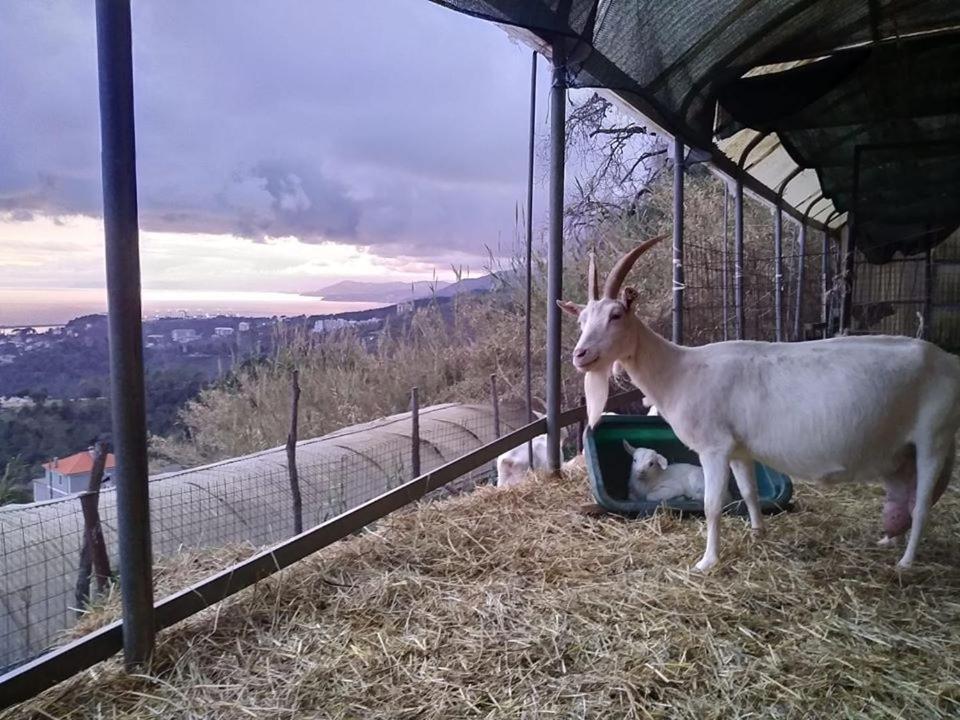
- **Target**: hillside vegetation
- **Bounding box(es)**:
[173,167,782,462]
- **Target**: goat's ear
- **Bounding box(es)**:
[622,439,636,456]
[557,299,584,317]
[655,453,668,469]
[621,286,639,312]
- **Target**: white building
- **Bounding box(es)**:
[312,317,351,333]
[33,450,116,502]
[214,327,235,337]
[171,328,200,343]
[237,321,251,332]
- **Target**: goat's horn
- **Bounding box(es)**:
[603,235,666,298]
[587,251,599,301]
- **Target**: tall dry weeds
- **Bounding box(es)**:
[173,171,789,463]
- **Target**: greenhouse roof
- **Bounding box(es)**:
[432,1,960,261]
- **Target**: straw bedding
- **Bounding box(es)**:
[5,464,960,719]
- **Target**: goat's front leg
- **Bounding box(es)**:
[694,452,730,572]
[730,458,764,535]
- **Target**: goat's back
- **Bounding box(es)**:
[669,335,960,480]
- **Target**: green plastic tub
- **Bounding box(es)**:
[583,414,793,517]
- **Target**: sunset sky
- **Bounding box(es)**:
[0,0,559,294]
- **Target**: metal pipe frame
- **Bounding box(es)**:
[546,42,566,473]
[734,178,745,339]
[672,136,684,344]
[840,146,862,334]
[793,223,807,341]
[821,230,832,338]
[923,247,934,340]
[774,207,784,341]
[94,0,154,669]
[773,168,802,343]
[721,184,729,340]
[730,135,768,341]
[524,50,537,468]
[0,389,643,707]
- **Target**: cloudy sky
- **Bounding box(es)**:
[0,0,556,294]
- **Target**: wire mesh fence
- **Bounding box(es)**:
[0,401,520,671]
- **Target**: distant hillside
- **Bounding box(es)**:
[305,275,496,303]
[435,275,496,297]
[304,280,447,303]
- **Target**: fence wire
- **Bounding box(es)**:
[0,402,513,671]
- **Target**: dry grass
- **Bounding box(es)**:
[7,467,960,720]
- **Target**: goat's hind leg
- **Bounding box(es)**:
[694,451,731,572]
[730,458,764,536]
[898,436,953,569]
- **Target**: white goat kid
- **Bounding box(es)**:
[623,442,724,504]
[558,237,960,571]
[496,415,570,488]
[496,435,551,487]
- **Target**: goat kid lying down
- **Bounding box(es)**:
[623,442,729,505]
[558,236,960,571]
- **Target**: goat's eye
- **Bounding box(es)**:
[610,311,623,321]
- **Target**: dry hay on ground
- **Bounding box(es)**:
[6,466,960,720]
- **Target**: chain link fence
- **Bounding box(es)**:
[0,400,524,671]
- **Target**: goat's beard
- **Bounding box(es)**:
[584,363,613,429]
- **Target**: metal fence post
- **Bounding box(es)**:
[525,50,537,469]
[734,179,745,340]
[410,387,421,479]
[793,223,807,341]
[721,184,729,340]
[821,229,831,338]
[95,0,154,669]
[672,137,684,344]
[546,42,566,473]
[923,248,934,339]
[774,206,783,341]
[578,394,586,454]
[490,374,501,438]
[840,149,862,334]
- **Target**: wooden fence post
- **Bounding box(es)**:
[490,374,501,438]
[75,441,112,612]
[286,369,303,535]
[410,387,421,479]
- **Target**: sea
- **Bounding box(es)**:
[0,287,384,330]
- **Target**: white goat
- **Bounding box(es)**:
[623,442,725,504]
[496,435,551,487]
[496,416,570,488]
[558,237,960,571]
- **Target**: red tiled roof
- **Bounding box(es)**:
[43,451,117,475]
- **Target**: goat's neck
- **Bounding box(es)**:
[618,318,685,407]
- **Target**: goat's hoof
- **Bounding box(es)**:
[751,526,766,539]
[877,535,896,548]
[896,558,913,571]
[693,557,717,573]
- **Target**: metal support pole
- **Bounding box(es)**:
[490,374,501,438]
[525,51,537,468]
[545,44,566,473]
[721,185,729,341]
[821,230,831,338]
[840,149,861,334]
[773,207,783,341]
[95,0,153,669]
[410,387,421,479]
[793,223,807,341]
[734,179,745,340]
[923,248,934,339]
[672,137,684,344]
